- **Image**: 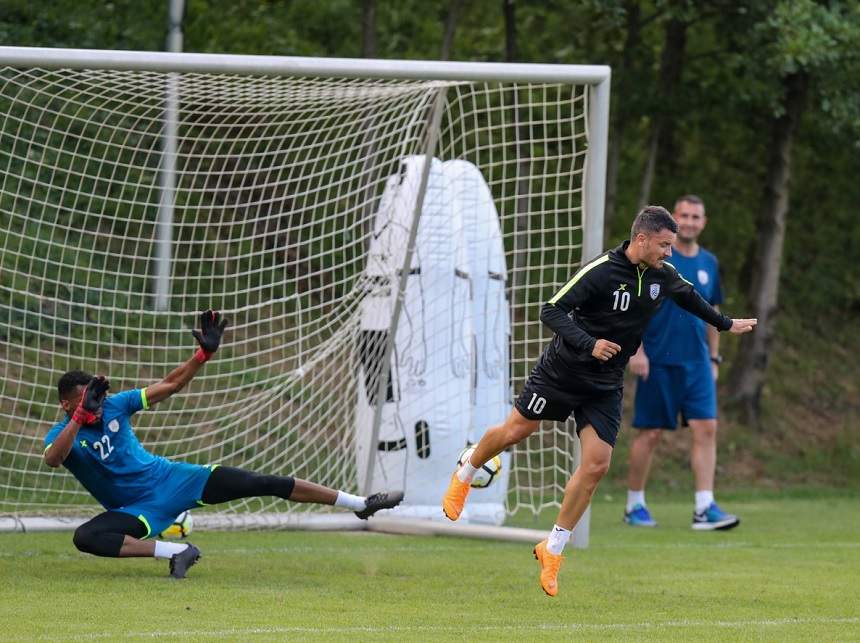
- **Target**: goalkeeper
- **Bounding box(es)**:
[44,310,403,579]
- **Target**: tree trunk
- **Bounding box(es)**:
[357,0,380,252]
[637,126,661,210]
[728,71,808,425]
[605,129,622,232]
[440,0,463,60]
[503,0,517,61]
[605,1,641,232]
[637,17,686,209]
[503,0,531,300]
[361,0,377,58]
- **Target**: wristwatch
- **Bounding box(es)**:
[710,355,723,365]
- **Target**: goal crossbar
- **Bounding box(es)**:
[0,46,609,84]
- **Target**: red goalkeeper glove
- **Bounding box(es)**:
[71,375,110,425]
[191,309,229,363]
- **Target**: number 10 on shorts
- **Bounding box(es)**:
[527,393,546,414]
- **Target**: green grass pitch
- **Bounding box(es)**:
[2,496,858,641]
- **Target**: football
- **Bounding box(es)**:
[458,446,502,488]
[159,510,193,539]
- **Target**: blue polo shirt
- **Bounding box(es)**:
[44,389,173,510]
[642,247,723,365]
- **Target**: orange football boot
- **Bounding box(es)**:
[441,472,471,521]
[533,539,564,597]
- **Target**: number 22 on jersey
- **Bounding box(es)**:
[92,435,115,460]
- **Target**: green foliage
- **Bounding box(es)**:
[184,0,358,57]
[764,0,847,74]
[722,1,860,136]
[0,0,165,50]
[3,0,855,308]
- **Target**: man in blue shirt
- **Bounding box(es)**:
[45,310,402,578]
[624,196,740,530]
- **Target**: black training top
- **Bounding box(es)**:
[535,240,733,387]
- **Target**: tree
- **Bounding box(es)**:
[440,0,464,60]
[603,0,644,231]
[362,0,377,58]
[502,0,533,296]
[502,0,517,61]
[728,0,860,423]
[637,14,687,209]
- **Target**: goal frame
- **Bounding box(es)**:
[0,47,610,546]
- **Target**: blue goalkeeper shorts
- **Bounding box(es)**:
[632,362,717,430]
[115,462,216,538]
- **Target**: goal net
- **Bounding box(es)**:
[0,49,608,533]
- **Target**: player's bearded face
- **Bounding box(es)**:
[61,386,93,418]
[642,230,675,268]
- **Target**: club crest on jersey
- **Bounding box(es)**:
[698,269,709,285]
[649,283,660,300]
[108,419,120,433]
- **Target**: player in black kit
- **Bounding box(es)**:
[441,206,757,597]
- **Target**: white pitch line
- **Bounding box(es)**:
[595,541,860,550]
[2,540,859,558]
[10,616,860,641]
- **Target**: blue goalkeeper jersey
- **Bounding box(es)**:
[44,389,173,510]
[641,247,723,365]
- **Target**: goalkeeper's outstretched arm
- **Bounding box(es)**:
[145,310,229,407]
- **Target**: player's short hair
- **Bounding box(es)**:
[630,205,678,240]
[674,194,706,213]
[57,370,93,400]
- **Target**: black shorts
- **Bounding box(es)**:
[514,374,624,447]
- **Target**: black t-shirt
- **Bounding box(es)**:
[534,240,732,388]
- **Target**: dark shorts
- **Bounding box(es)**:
[633,362,717,430]
[115,462,216,538]
[515,374,624,447]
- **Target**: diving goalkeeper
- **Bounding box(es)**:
[44,310,403,579]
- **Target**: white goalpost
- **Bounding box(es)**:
[0,47,609,546]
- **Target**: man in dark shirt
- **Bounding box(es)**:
[441,206,756,597]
